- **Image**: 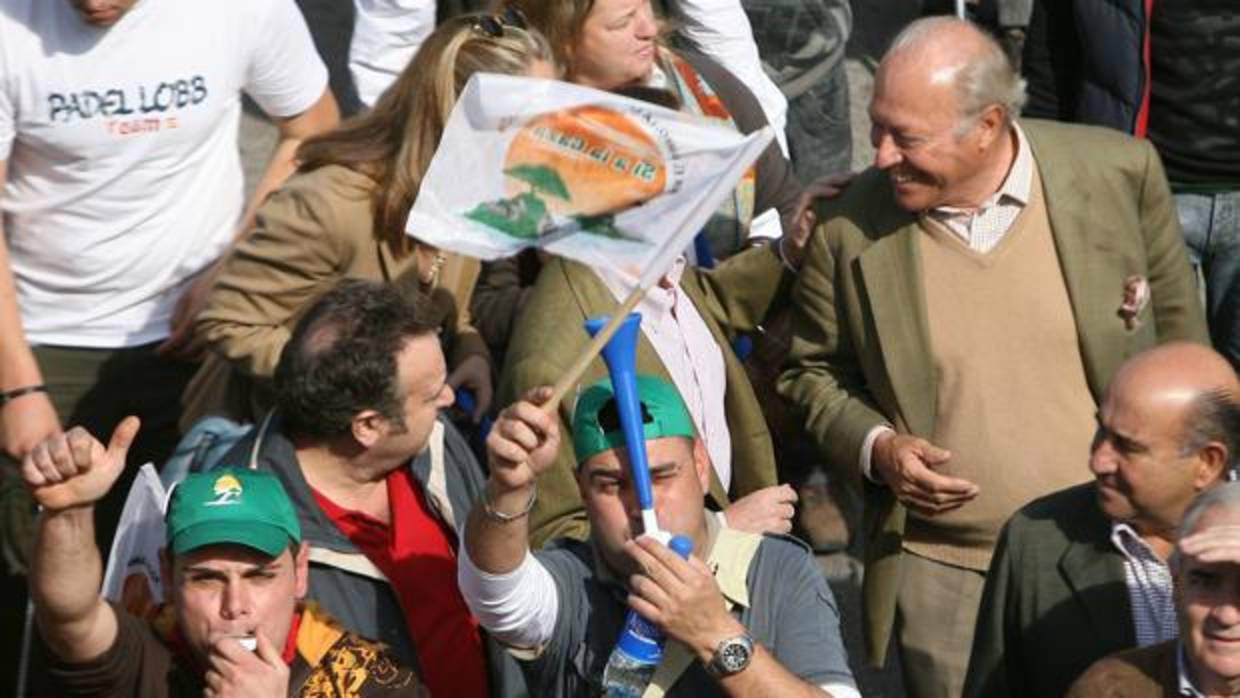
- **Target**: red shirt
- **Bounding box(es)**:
[312,467,489,697]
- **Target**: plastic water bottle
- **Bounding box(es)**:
[602,535,694,697]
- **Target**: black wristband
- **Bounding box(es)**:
[0,384,48,406]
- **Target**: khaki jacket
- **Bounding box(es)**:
[500,246,788,546]
[777,119,1208,665]
[185,164,487,425]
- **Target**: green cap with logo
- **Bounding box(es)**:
[571,375,697,464]
[165,468,302,558]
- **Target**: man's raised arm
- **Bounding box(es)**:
[458,388,561,649]
[24,417,140,662]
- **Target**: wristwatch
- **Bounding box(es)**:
[705,633,754,678]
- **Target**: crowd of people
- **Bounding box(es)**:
[2,0,1238,697]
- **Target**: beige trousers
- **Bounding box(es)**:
[895,550,987,698]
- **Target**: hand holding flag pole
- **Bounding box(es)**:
[543,286,644,412]
[404,72,773,425]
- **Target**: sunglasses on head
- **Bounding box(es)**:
[472,5,528,38]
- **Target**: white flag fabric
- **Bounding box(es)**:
[406,73,773,288]
[102,463,167,617]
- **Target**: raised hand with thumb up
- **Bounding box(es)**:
[22,416,141,512]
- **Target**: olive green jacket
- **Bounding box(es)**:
[499,246,788,546]
[777,119,1207,665]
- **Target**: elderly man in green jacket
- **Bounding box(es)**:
[777,15,1207,697]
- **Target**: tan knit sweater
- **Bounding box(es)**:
[903,170,1098,571]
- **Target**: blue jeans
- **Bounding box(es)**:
[1176,190,1240,369]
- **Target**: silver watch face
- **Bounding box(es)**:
[715,635,753,674]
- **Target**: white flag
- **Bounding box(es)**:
[102,463,167,617]
[406,73,773,288]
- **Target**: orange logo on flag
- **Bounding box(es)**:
[467,106,667,241]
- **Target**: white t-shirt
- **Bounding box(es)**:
[0,0,327,347]
[349,0,436,108]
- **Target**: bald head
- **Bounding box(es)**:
[1091,343,1240,536]
[1110,342,1240,417]
[868,17,1026,212]
[879,16,1026,122]
[1112,342,1240,468]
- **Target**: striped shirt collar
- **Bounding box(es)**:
[1111,522,1180,646]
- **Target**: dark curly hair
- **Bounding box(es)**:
[274,280,438,439]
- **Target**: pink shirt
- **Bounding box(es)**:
[597,257,734,490]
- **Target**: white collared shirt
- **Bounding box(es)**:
[1111,522,1179,646]
[596,258,734,491]
[924,122,1034,253]
[1177,643,1207,697]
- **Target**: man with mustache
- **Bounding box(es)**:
[777,15,1206,697]
[965,342,1240,697]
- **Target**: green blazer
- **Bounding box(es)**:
[499,245,787,547]
[962,483,1134,698]
[777,119,1207,664]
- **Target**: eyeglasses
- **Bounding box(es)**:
[471,6,528,38]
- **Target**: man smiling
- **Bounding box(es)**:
[22,419,426,697]
[1068,482,1240,697]
[778,15,1206,696]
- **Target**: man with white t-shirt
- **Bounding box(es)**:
[0,0,338,692]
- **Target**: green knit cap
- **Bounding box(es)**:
[571,375,697,464]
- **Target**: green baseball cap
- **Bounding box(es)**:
[571,375,697,464]
[165,469,301,558]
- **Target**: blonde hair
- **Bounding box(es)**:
[296,15,554,256]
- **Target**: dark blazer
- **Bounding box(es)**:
[963,483,1135,698]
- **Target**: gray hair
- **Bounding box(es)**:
[1180,482,1240,539]
[887,16,1027,124]
[1173,482,1240,572]
[1179,388,1240,477]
